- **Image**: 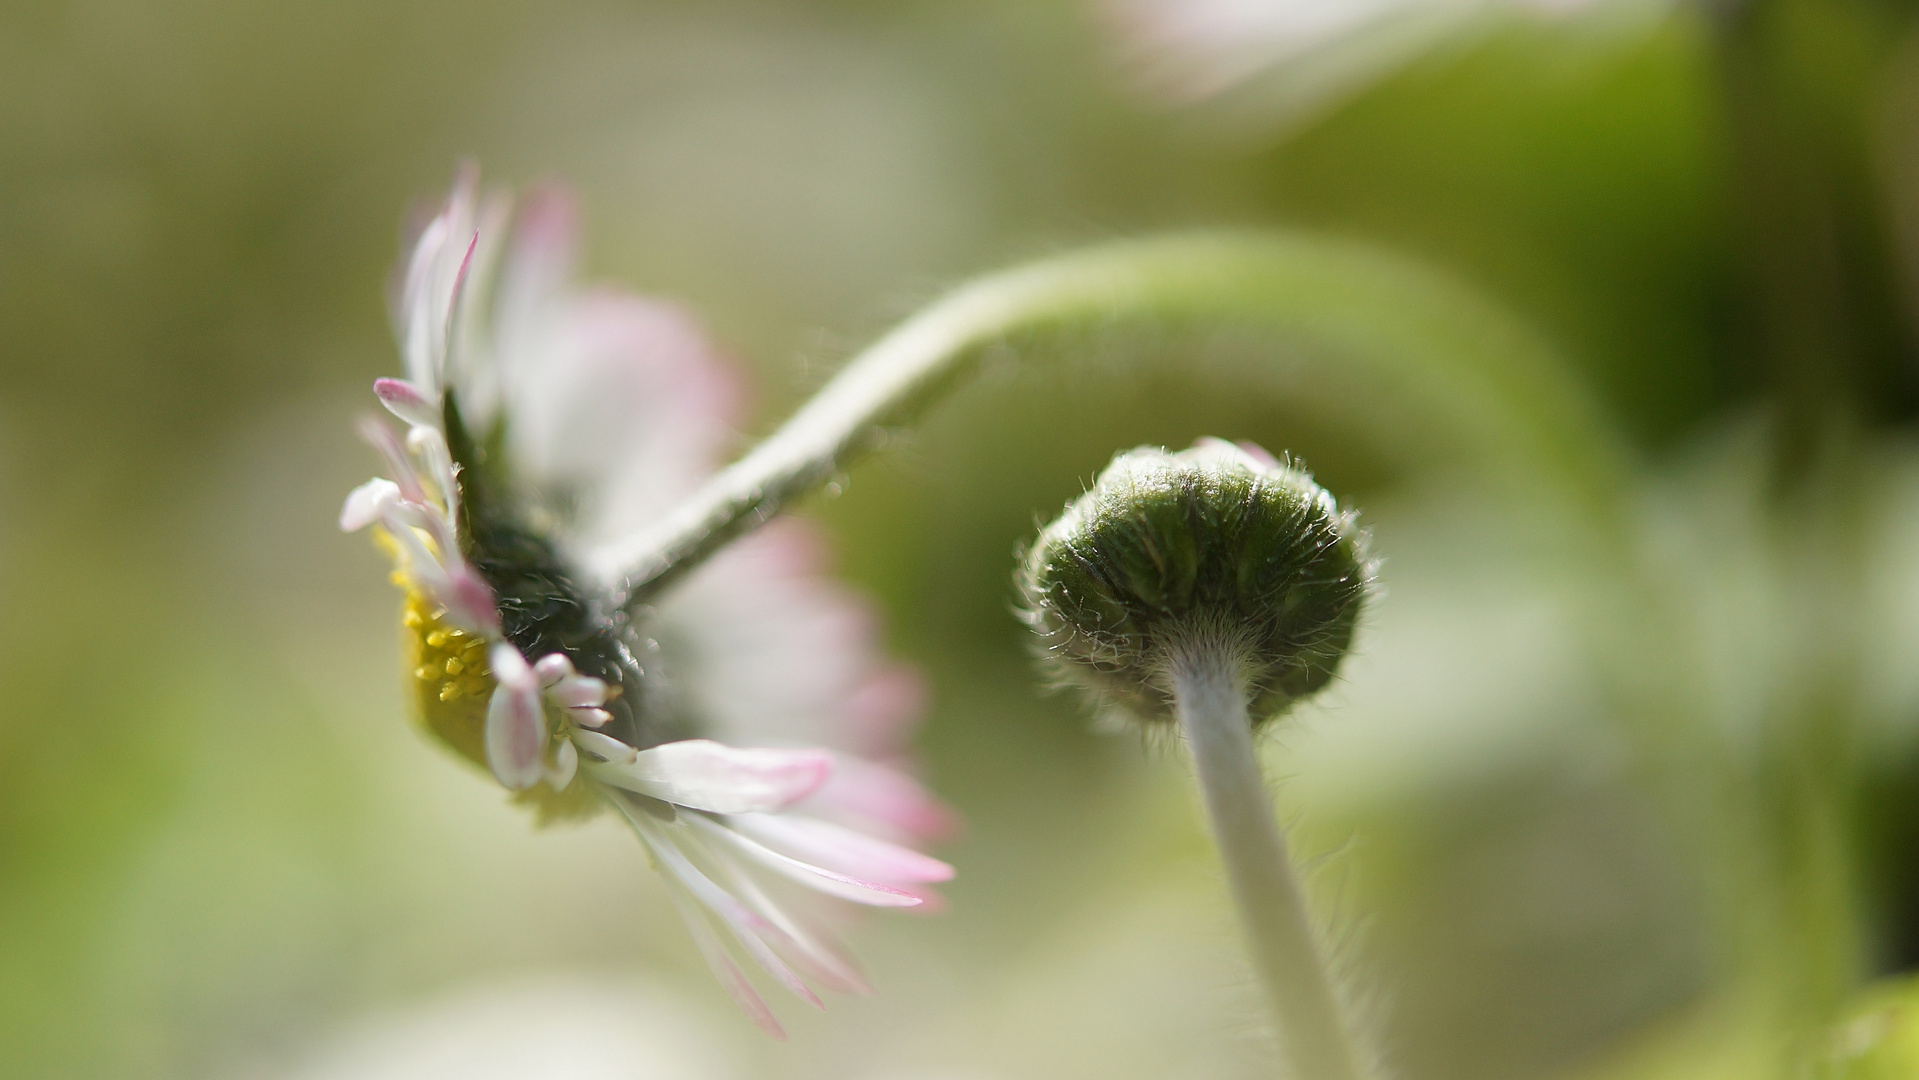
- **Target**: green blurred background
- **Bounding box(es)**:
[9,0,1919,1077]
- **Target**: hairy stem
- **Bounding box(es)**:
[1171,644,1366,1080]
[592,229,1790,1066]
[603,231,1632,605]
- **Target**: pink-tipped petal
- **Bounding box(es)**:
[1231,439,1282,470]
[569,706,612,728]
[1191,435,1280,471]
[512,293,746,553]
[728,813,954,885]
[701,934,787,1040]
[340,478,400,532]
[373,377,438,428]
[494,184,578,337]
[533,653,576,685]
[570,728,634,762]
[897,885,947,912]
[405,424,460,516]
[640,822,824,1011]
[397,167,483,392]
[442,569,502,636]
[400,218,451,386]
[484,644,546,790]
[652,871,788,1040]
[376,510,451,594]
[515,184,579,271]
[712,861,874,996]
[710,947,787,1040]
[356,417,430,505]
[804,755,960,844]
[489,641,536,689]
[585,740,833,814]
[441,231,481,356]
[684,815,922,908]
[547,676,608,709]
[839,664,927,758]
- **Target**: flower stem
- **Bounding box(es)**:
[1170,643,1366,1080]
[606,231,1632,607]
[597,230,1765,1068]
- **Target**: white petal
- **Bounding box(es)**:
[571,729,634,763]
[1191,435,1279,472]
[435,232,480,376]
[439,567,502,636]
[803,754,957,843]
[373,492,454,556]
[373,377,439,428]
[356,417,431,504]
[485,644,546,790]
[545,738,579,791]
[633,521,928,760]
[683,814,922,908]
[704,846,874,995]
[492,185,577,371]
[533,653,576,685]
[727,812,953,884]
[608,799,806,1034]
[663,894,788,1040]
[339,478,399,532]
[644,853,787,1040]
[406,425,460,519]
[401,217,451,389]
[583,740,831,814]
[532,654,608,709]
[546,676,608,710]
[490,640,537,687]
[380,516,448,589]
[633,815,822,1010]
[445,191,512,413]
[568,707,612,729]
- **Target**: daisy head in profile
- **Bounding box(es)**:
[341,167,954,1038]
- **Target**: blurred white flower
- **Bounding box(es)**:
[1103,0,1667,126]
[272,975,739,1080]
[342,167,954,1037]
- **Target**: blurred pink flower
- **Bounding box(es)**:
[343,167,953,1037]
[1104,0,1660,124]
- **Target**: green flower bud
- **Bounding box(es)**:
[1018,439,1374,727]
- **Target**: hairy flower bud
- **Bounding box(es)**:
[1018,439,1373,726]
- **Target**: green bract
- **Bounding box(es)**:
[1018,440,1373,726]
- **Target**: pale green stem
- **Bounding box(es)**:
[605,232,1634,605]
[603,232,1773,1053]
[1171,644,1366,1080]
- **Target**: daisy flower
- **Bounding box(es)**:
[341,167,954,1038]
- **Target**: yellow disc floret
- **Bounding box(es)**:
[404,591,495,769]
[401,589,604,823]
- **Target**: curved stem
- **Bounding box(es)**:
[1171,645,1367,1080]
[604,231,1634,605]
[597,229,1775,1059]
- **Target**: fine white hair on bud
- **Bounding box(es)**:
[1023,439,1381,1079]
[1018,437,1375,728]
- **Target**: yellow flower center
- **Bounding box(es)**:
[375,529,605,823]
[404,591,494,770]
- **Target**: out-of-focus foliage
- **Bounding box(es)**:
[1817,976,1919,1079]
[9,0,1919,1078]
